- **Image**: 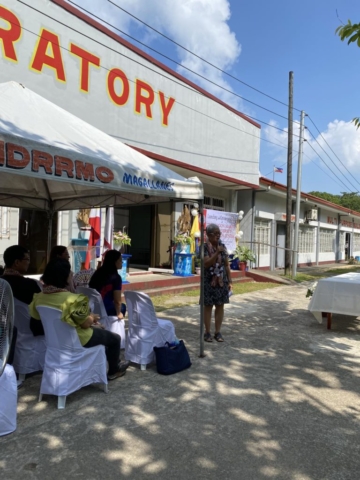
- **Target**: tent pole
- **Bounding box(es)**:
[47,210,54,262]
[199,200,205,358]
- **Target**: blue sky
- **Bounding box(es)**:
[66,0,360,195]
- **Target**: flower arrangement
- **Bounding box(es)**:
[113,231,131,246]
[232,245,256,263]
[174,234,192,246]
[306,281,318,298]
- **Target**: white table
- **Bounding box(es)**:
[308,272,360,330]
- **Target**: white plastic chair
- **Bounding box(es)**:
[36,306,108,409]
[12,299,46,383]
[76,286,125,349]
[0,364,17,436]
[124,291,175,370]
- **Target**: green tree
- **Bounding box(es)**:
[308,191,341,205]
[336,21,360,128]
[308,191,360,213]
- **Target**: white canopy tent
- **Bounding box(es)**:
[0,82,203,211]
[0,81,206,356]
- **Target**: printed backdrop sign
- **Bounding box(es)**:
[204,209,238,253]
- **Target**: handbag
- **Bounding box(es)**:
[153,340,192,375]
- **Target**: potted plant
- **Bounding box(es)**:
[113,230,131,251]
[233,245,255,271]
[194,256,201,275]
[174,234,192,253]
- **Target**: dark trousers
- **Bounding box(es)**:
[7,326,17,365]
[83,327,120,375]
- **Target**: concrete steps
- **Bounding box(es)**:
[122,271,253,297]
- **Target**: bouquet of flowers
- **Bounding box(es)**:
[306,281,318,298]
[174,234,192,246]
[113,231,131,246]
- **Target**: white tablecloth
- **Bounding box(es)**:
[308,272,360,323]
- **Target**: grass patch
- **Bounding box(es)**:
[289,273,317,283]
[152,282,281,311]
[282,265,360,283]
[322,266,360,276]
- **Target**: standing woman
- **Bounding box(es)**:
[48,245,76,293]
[203,223,233,342]
[89,250,126,319]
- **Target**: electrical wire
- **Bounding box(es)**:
[15,1,298,150]
[107,0,302,112]
[263,144,352,192]
[307,128,359,192]
[304,153,350,191]
[307,115,360,189]
[306,142,352,192]
[19,0,351,191]
[64,0,294,121]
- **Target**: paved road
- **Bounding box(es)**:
[1,281,360,479]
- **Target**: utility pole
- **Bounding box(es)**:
[285,71,293,275]
[292,110,305,278]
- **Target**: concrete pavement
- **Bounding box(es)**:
[1,281,360,479]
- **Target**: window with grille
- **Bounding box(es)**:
[254,220,270,254]
[203,196,224,211]
[339,231,345,250]
[319,228,335,253]
[353,233,360,251]
[298,226,314,253]
[0,207,10,239]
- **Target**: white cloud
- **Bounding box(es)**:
[264,119,360,174]
[66,0,241,107]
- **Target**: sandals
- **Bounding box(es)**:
[214,332,224,342]
[204,332,213,342]
[204,332,224,342]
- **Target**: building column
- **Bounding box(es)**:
[229,191,238,213]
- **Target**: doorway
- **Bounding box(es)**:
[276,223,286,269]
[18,209,57,274]
[345,232,351,260]
[128,205,154,268]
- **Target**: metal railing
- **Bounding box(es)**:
[239,240,298,274]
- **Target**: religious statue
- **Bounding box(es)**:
[177,204,191,234]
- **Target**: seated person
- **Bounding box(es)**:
[30,258,129,380]
[1,245,44,336]
[48,246,76,293]
[89,250,126,318]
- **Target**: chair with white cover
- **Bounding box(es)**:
[124,291,175,370]
[12,299,46,383]
[76,286,125,349]
[0,364,17,436]
[0,279,17,436]
[36,306,108,409]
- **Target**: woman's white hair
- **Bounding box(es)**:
[206,223,219,235]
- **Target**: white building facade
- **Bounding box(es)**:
[237,178,360,270]
[0,0,260,272]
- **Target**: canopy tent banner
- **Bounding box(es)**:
[0,82,203,211]
[203,209,238,253]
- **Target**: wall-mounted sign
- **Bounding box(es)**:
[275,213,295,222]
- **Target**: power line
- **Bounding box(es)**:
[307,128,359,192]
[306,142,352,192]
[22,0,349,191]
[107,0,302,113]
[15,1,297,151]
[305,156,350,191]
[65,0,293,122]
[307,115,360,189]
